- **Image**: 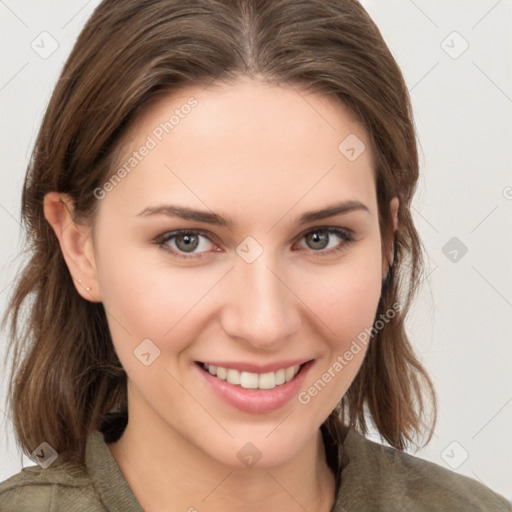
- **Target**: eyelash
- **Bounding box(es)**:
[152,227,354,260]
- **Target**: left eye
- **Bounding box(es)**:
[297,227,353,254]
[154,227,353,259]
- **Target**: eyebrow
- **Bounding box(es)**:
[136,199,370,228]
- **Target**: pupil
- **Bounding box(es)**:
[309,231,327,250]
[177,234,198,252]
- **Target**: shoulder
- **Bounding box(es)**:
[0,462,106,512]
[337,428,511,511]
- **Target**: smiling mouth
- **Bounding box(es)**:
[196,361,309,390]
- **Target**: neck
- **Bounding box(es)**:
[108,409,336,512]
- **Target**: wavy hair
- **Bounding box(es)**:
[2,0,436,466]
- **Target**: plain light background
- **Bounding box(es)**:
[1,0,511,501]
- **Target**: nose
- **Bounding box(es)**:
[220,249,301,351]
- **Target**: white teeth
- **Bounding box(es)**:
[202,363,302,390]
[258,372,276,389]
[285,366,296,382]
[226,368,241,385]
[275,369,286,385]
[240,371,259,389]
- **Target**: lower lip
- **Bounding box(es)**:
[195,361,313,414]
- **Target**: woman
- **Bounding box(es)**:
[0,0,509,510]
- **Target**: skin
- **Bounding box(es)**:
[44,77,398,512]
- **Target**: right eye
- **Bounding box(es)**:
[153,229,219,259]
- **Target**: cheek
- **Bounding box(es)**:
[95,234,232,371]
[298,242,382,378]
[294,255,382,412]
[98,260,214,348]
[299,245,383,347]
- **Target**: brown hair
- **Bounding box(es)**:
[2,0,436,467]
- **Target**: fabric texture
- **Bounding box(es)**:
[1,420,510,511]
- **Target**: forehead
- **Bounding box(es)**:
[100,79,377,226]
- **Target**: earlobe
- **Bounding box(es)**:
[43,192,101,302]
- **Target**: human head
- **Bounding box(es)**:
[4,0,435,466]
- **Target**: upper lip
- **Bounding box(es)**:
[197,359,313,374]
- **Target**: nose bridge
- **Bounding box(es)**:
[221,239,300,348]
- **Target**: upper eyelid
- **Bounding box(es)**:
[296,224,354,238]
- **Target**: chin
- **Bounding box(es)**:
[198,427,314,471]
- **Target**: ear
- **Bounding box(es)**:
[43,192,102,302]
[382,196,399,279]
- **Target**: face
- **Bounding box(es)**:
[82,78,395,467]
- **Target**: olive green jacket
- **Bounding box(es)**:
[1,422,510,511]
